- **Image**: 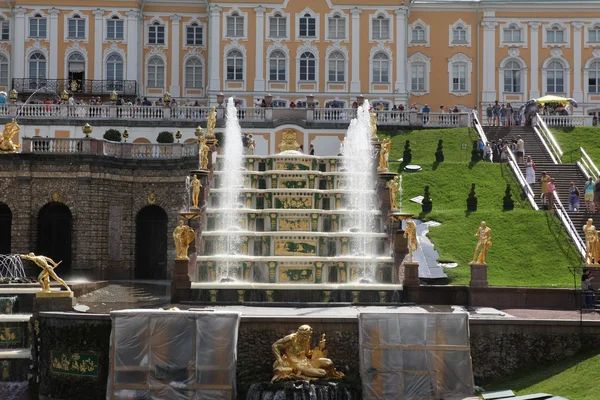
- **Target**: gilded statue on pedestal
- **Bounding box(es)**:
[173,220,195,260]
[0,119,21,153]
[583,218,599,264]
[191,174,201,209]
[19,253,71,293]
[369,109,378,139]
[378,138,392,172]
[472,221,492,264]
[404,220,418,262]
[272,325,344,381]
[278,129,302,153]
[206,106,217,137]
[199,140,209,170]
[387,175,402,210]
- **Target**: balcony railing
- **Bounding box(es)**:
[21,137,198,160]
[12,78,137,96]
[540,115,594,127]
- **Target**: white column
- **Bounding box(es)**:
[481,20,498,102]
[208,5,222,96]
[125,10,138,82]
[350,7,362,93]
[529,22,541,99]
[170,14,181,97]
[395,7,409,103]
[253,6,265,92]
[92,9,104,81]
[13,7,26,79]
[48,8,60,80]
[572,21,584,105]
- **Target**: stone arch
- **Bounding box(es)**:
[135,205,168,279]
[132,137,151,144]
[36,202,73,276]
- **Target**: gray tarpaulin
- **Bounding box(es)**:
[107,309,240,400]
[359,312,474,399]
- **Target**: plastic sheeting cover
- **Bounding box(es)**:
[107,309,240,400]
[358,312,474,399]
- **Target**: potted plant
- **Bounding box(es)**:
[503,184,515,211]
[435,139,444,162]
[103,128,122,142]
[157,131,174,143]
[422,185,432,213]
[466,183,478,211]
[403,140,412,164]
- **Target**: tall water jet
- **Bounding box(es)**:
[342,100,378,282]
[216,98,245,281]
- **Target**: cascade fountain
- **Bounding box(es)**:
[216,98,245,281]
[342,100,378,282]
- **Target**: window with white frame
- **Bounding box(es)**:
[299,13,316,38]
[186,22,203,45]
[299,52,316,81]
[147,57,165,88]
[185,58,203,89]
[0,55,7,85]
[452,64,467,91]
[546,60,564,93]
[328,51,345,82]
[106,53,124,82]
[68,14,85,39]
[226,50,243,80]
[328,15,345,40]
[29,14,47,38]
[372,52,389,83]
[29,52,46,80]
[589,61,600,93]
[226,12,244,38]
[148,21,165,44]
[106,15,124,40]
[0,18,7,41]
[269,13,286,38]
[411,63,425,91]
[547,26,565,43]
[503,60,521,93]
[411,26,425,43]
[503,25,522,43]
[269,51,286,81]
[452,26,467,43]
[590,25,600,43]
[372,15,389,40]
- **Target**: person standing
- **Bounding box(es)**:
[516,135,525,165]
[309,144,315,155]
[492,100,500,126]
[569,182,581,212]
[540,172,551,209]
[582,268,595,310]
[486,103,493,125]
[506,103,514,126]
[483,142,492,162]
[547,178,556,210]
[525,156,536,185]
[594,177,600,211]
[500,104,507,126]
[585,177,596,213]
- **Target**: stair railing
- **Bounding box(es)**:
[550,192,587,259]
[534,113,563,164]
[506,148,539,210]
[471,113,489,144]
[579,147,600,180]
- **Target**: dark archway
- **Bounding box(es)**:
[0,203,11,254]
[135,205,168,279]
[37,202,72,276]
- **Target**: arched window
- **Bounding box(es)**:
[547,26,565,43]
[328,14,345,40]
[68,53,84,62]
[68,14,85,39]
[299,52,315,81]
[452,26,466,43]
[226,12,244,38]
[106,54,123,82]
[328,51,345,82]
[186,22,203,45]
[503,24,522,43]
[147,57,165,88]
[372,52,389,83]
[299,13,316,38]
[29,13,47,38]
[590,25,600,43]
[185,57,203,89]
[411,63,425,91]
[269,50,286,81]
[148,21,165,44]
[503,60,521,93]
[269,12,286,38]
[226,50,243,80]
[107,15,124,40]
[372,15,389,40]
[29,52,46,81]
[0,55,8,86]
[411,25,425,42]
[589,61,600,93]
[546,60,564,93]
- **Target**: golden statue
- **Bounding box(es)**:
[0,119,21,153]
[278,129,302,153]
[583,218,599,264]
[248,134,255,155]
[19,253,71,293]
[404,220,417,262]
[387,175,402,210]
[378,138,392,172]
[173,220,195,260]
[199,140,209,170]
[369,109,378,139]
[191,174,201,209]
[272,325,344,381]
[206,106,217,137]
[472,221,492,264]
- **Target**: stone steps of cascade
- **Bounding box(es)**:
[204,208,382,215]
[195,256,394,262]
[200,231,388,237]
[208,188,376,193]
[213,171,362,176]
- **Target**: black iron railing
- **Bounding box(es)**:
[11,78,137,96]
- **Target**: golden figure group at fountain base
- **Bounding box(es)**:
[404,220,418,262]
[0,119,21,153]
[173,221,196,260]
[19,253,72,295]
[378,138,392,172]
[471,221,492,264]
[272,325,344,382]
[387,175,401,210]
[583,219,600,265]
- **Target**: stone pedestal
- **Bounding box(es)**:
[33,292,76,312]
[469,263,488,288]
[403,261,420,287]
[378,171,396,215]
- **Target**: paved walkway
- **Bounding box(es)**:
[501,308,600,320]
[77,281,170,313]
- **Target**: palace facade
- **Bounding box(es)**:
[0,0,599,115]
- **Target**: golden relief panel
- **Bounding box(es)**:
[274,240,317,256]
[275,161,311,171]
[275,197,312,209]
[279,218,311,231]
[278,266,314,283]
[279,178,308,189]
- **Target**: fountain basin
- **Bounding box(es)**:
[246,380,358,400]
[195,255,394,262]
[191,282,402,291]
[201,231,388,238]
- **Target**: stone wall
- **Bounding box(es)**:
[0,154,197,279]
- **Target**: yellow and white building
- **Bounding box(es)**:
[1,0,600,115]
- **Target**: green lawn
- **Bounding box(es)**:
[484,350,600,400]
[380,128,581,287]
[550,126,600,165]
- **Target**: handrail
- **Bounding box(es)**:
[532,125,559,165]
[471,113,489,144]
[535,113,564,162]
[551,192,587,259]
[580,147,600,180]
[506,147,539,210]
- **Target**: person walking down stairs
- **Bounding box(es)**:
[525,156,536,185]
[585,177,596,213]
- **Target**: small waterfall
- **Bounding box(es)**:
[181,176,191,212]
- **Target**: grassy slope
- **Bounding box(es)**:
[381,128,580,287]
[484,350,600,400]
[551,126,600,165]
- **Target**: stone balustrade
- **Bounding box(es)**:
[541,115,594,127]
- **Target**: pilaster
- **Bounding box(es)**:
[572,21,584,105]
[395,7,409,104]
[481,19,498,102]
[208,5,222,95]
[170,14,182,97]
[126,9,139,82]
[253,6,265,92]
[350,7,362,93]
[13,7,26,80]
[529,22,542,99]
[92,9,104,81]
